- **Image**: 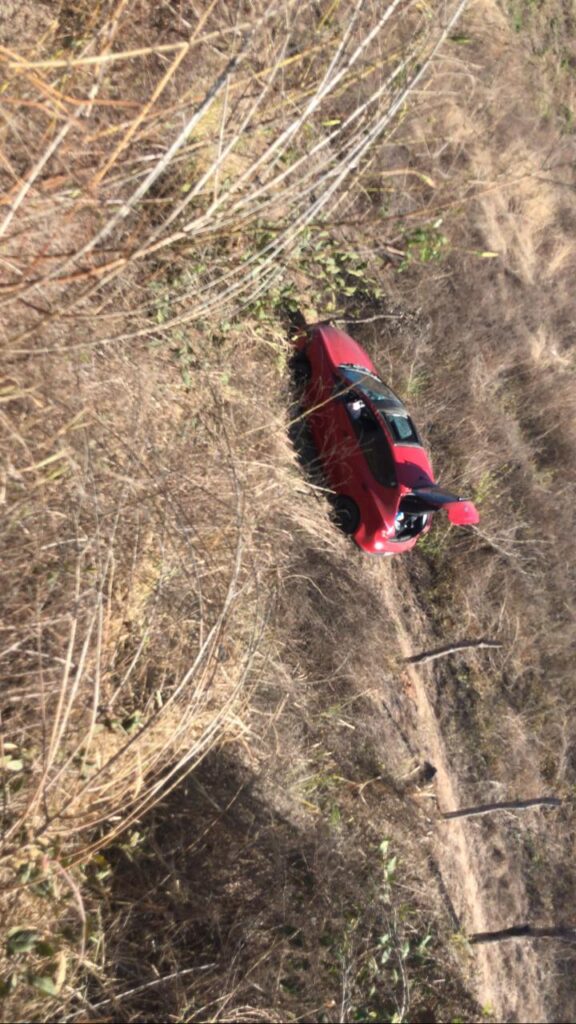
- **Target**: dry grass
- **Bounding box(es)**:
[1,3,481,1017]
[1,0,475,845]
[0,0,471,353]
[1,0,575,1021]
[347,3,576,1016]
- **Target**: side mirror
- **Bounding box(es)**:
[410,487,480,526]
[445,500,479,526]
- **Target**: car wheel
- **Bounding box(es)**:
[332,495,360,535]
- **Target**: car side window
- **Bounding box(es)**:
[343,396,397,487]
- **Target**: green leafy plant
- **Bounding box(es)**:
[399,221,448,270]
[149,270,203,386]
[6,929,41,956]
[301,232,383,313]
[3,926,64,1002]
[244,227,385,322]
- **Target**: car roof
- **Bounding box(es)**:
[312,321,435,488]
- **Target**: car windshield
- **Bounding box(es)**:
[338,365,421,445]
[338,365,402,405]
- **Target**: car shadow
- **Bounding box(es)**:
[286,354,329,489]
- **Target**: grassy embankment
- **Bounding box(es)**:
[1,1,575,1021]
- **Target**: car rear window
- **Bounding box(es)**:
[385,413,420,444]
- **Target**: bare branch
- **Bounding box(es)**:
[441,797,562,821]
[405,639,502,665]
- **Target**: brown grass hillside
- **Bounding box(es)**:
[1,1,575,1021]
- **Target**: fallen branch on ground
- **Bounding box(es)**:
[405,639,502,665]
[441,796,562,820]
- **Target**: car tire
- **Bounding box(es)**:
[332,495,360,535]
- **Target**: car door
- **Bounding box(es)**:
[323,387,366,492]
[318,383,399,527]
[345,400,399,527]
[306,346,351,481]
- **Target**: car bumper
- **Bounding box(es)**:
[353,524,419,556]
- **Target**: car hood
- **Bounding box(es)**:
[312,323,378,373]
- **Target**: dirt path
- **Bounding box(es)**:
[375,568,546,1023]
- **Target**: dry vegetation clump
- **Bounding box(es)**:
[0,0,469,352]
[2,339,288,844]
[0,324,334,1013]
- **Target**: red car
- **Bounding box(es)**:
[292,321,479,555]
